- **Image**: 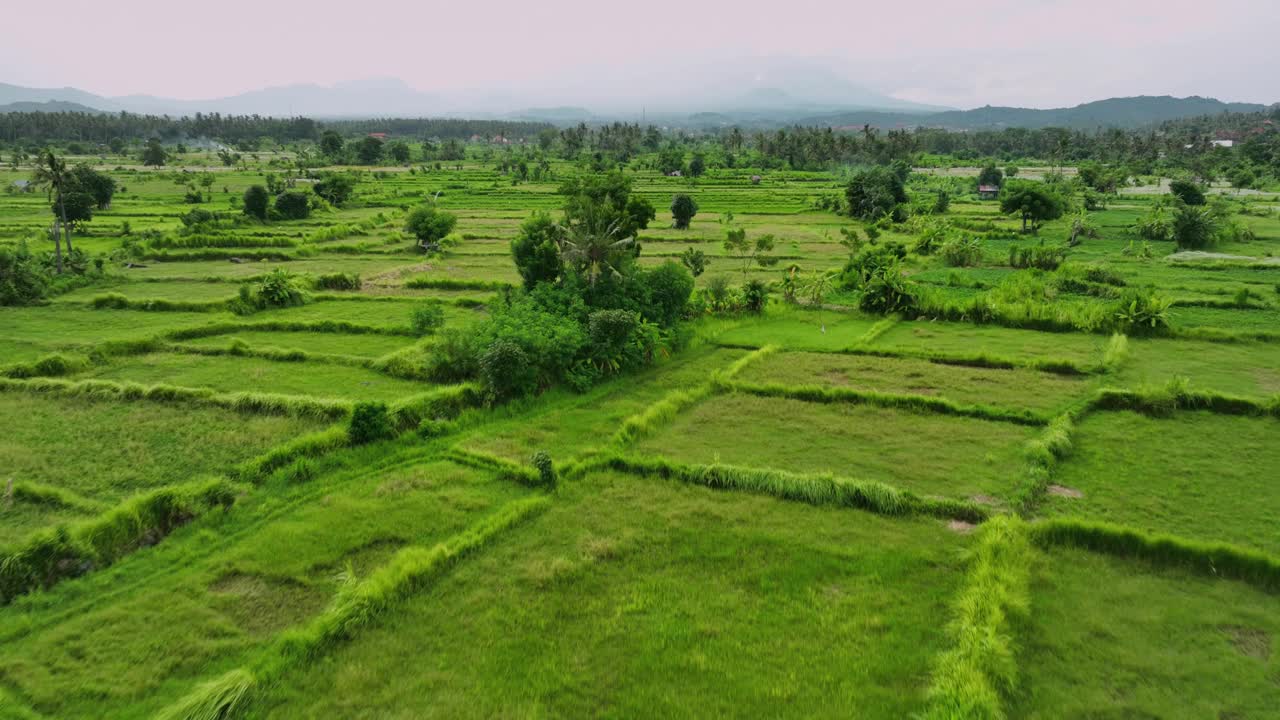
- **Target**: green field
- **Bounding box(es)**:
[2,138,1279,720]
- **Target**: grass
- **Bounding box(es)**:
[1009,545,1280,718]
[76,352,432,402]
[0,392,322,546]
[632,393,1036,501]
[1115,337,1280,398]
[245,471,974,719]
[1042,410,1280,555]
[871,319,1107,365]
[177,331,415,358]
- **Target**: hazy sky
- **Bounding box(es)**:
[4,0,1277,109]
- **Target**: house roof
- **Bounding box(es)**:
[978,184,1000,192]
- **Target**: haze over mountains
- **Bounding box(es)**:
[0,75,1272,132]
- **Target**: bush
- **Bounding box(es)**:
[531,451,557,490]
[0,243,49,306]
[1169,179,1206,206]
[348,402,394,444]
[940,237,983,267]
[479,338,537,402]
[1008,244,1065,271]
[405,204,458,252]
[274,191,311,220]
[1113,289,1172,335]
[845,167,908,220]
[670,194,698,229]
[243,185,270,220]
[255,269,305,308]
[313,272,361,290]
[741,279,770,313]
[639,261,694,327]
[409,302,446,336]
[1172,205,1217,250]
[510,211,565,289]
[858,259,916,314]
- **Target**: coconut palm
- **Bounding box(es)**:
[30,150,72,272]
[801,270,835,334]
[558,208,633,287]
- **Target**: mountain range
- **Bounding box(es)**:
[0,79,1273,132]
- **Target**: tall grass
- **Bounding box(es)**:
[159,498,551,720]
[165,320,414,341]
[389,384,483,430]
[855,316,899,346]
[1100,333,1129,373]
[1093,382,1279,418]
[6,480,106,513]
[0,352,92,379]
[444,446,543,487]
[0,478,237,603]
[583,452,987,522]
[1010,407,1080,515]
[921,516,1032,720]
[403,276,512,291]
[1030,519,1280,591]
[714,341,1093,376]
[236,426,350,482]
[723,379,1047,426]
[0,377,352,420]
[716,344,778,382]
[611,384,716,447]
[88,293,229,312]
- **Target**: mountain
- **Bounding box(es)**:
[798,96,1271,131]
[0,100,105,114]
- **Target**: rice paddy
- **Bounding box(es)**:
[2,148,1278,719]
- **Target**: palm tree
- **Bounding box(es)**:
[558,208,633,287]
[801,271,835,334]
[30,150,70,273]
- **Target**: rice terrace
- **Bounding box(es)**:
[2,6,1280,718]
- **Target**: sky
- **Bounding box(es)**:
[3,0,1277,110]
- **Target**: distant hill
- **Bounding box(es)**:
[0,100,104,114]
[796,96,1272,131]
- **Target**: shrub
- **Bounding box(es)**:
[1112,289,1172,335]
[639,261,694,327]
[243,185,270,220]
[313,272,361,290]
[941,237,983,267]
[274,191,311,220]
[409,302,447,337]
[670,194,698,229]
[706,275,735,312]
[1169,179,1206,206]
[348,402,394,444]
[858,259,916,314]
[741,279,770,313]
[510,211,565,289]
[1172,205,1217,250]
[845,167,907,220]
[1008,244,1065,271]
[255,269,305,308]
[0,243,48,306]
[531,451,557,490]
[405,204,458,252]
[479,338,536,402]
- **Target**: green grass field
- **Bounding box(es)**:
[2,151,1279,719]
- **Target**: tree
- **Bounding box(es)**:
[274,191,311,220]
[70,164,115,209]
[1169,179,1206,206]
[1005,165,1020,178]
[722,227,778,280]
[243,185,270,220]
[1172,205,1217,250]
[844,167,907,220]
[0,242,49,305]
[354,137,384,165]
[319,130,344,158]
[977,164,1004,188]
[405,204,458,252]
[141,138,166,167]
[801,271,835,333]
[999,180,1065,232]
[688,153,706,178]
[670,194,698,229]
[55,191,95,230]
[680,247,708,277]
[313,173,356,206]
[30,150,71,271]
[558,212,634,287]
[387,141,411,163]
[559,172,654,241]
[657,144,684,175]
[510,212,565,289]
